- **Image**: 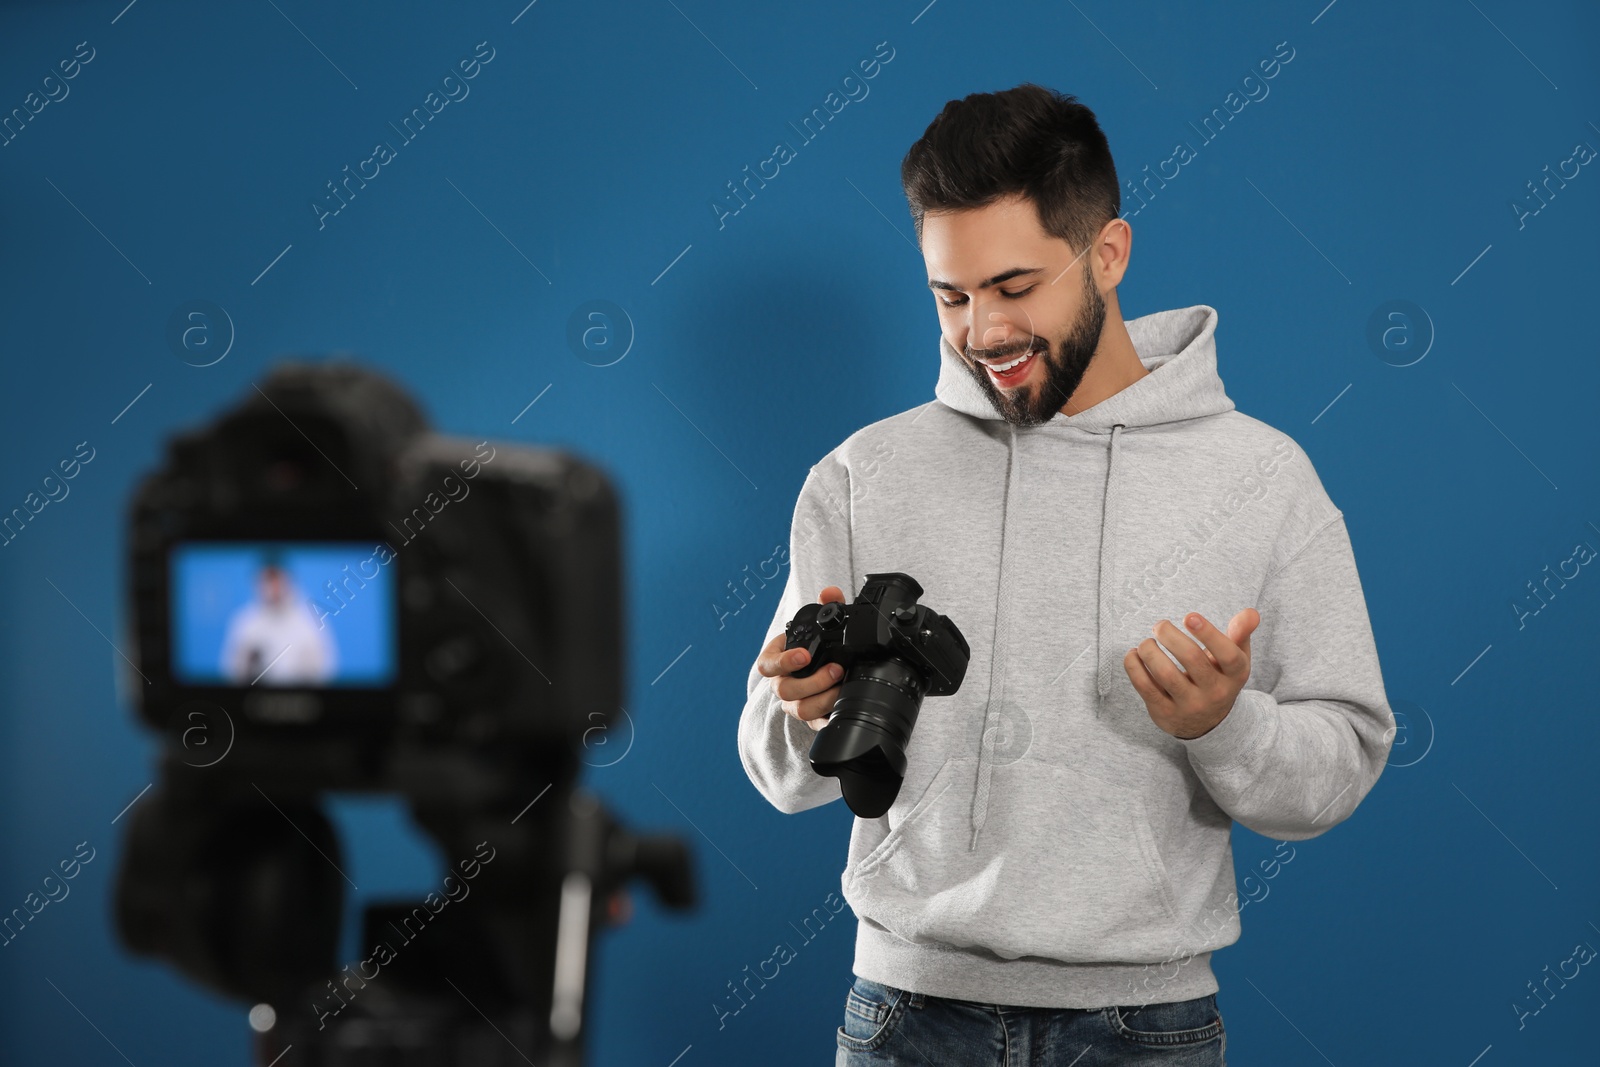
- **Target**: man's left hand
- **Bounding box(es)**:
[1124,609,1260,740]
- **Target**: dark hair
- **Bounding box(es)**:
[901,83,1120,256]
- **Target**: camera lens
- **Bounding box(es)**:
[808,657,927,818]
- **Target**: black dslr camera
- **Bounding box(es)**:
[114,362,693,1067]
[784,572,970,818]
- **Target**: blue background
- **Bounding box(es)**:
[170,541,395,685]
[2,1,1597,1065]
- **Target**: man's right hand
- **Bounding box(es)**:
[757,585,847,733]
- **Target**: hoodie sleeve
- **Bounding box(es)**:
[1178,511,1395,840]
[736,456,853,815]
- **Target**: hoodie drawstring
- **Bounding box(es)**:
[968,422,1020,850]
[1095,424,1127,705]
[969,422,1126,849]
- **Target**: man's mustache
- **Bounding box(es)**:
[968,339,1045,362]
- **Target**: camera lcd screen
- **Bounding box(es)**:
[170,541,396,688]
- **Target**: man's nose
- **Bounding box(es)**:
[973,301,1021,351]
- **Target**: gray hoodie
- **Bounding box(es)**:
[737,303,1394,1009]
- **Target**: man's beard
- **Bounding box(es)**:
[962,263,1107,427]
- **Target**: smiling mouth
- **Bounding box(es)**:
[979,347,1039,386]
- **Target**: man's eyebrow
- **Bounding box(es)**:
[926,267,1044,292]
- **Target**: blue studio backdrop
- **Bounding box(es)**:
[2,1,1597,1064]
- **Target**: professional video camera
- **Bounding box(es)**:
[784,572,970,818]
[113,361,694,1066]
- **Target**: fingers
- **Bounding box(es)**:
[755,586,848,678]
[1180,612,1249,678]
[773,657,842,726]
[755,632,794,678]
[1151,619,1212,681]
[1124,647,1173,713]
[756,635,844,723]
[1133,636,1191,698]
[773,658,844,703]
[757,633,813,678]
[759,585,849,728]
[1228,608,1261,652]
[784,684,841,730]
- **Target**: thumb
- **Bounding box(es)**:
[819,585,847,604]
[1229,608,1260,651]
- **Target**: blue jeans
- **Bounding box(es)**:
[836,976,1226,1066]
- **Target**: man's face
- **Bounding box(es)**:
[259,567,287,606]
[922,194,1108,427]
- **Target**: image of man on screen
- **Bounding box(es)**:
[218,557,338,685]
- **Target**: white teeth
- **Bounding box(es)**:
[992,351,1032,372]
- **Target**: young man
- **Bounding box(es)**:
[219,556,338,685]
[737,84,1394,1065]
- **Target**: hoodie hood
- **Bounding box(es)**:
[933,303,1233,431]
[933,304,1237,845]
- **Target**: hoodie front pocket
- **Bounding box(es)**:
[843,757,1182,963]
